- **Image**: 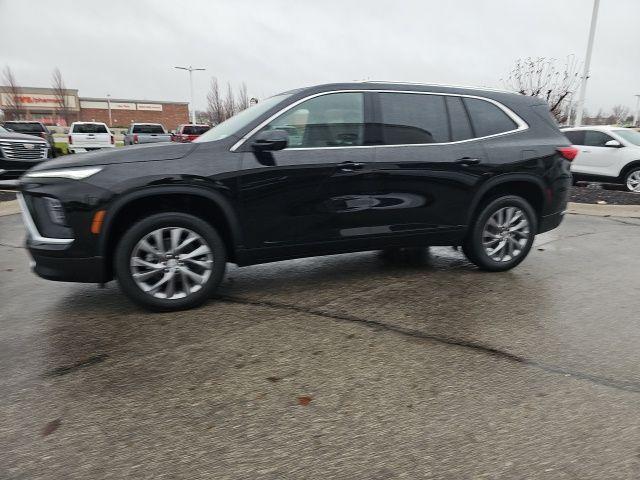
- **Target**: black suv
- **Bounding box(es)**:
[14,82,574,311]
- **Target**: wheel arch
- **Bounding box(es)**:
[99,186,243,279]
[619,160,640,181]
[467,174,546,226]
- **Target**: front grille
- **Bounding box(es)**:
[0,140,48,160]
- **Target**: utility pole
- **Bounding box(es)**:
[174,65,206,124]
[634,95,640,127]
[574,0,600,126]
[106,94,112,127]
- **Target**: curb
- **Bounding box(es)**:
[0,200,19,217]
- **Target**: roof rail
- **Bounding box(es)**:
[359,80,514,94]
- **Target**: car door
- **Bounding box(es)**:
[570,130,619,176]
[238,91,378,251]
[368,92,487,238]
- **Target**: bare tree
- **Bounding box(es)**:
[223,82,236,121]
[206,77,224,125]
[503,56,581,121]
[236,82,249,112]
[51,67,73,126]
[611,104,630,125]
[2,66,25,120]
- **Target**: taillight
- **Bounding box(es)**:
[68,135,73,145]
[111,135,115,145]
[557,146,578,161]
[133,134,138,144]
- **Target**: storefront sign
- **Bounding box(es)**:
[137,103,163,111]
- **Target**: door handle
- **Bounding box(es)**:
[455,157,480,166]
[337,161,365,172]
[582,150,591,153]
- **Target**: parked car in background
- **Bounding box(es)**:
[0,125,49,179]
[3,121,56,157]
[562,126,640,192]
[68,122,114,154]
[14,82,574,311]
[124,123,172,145]
[172,124,210,142]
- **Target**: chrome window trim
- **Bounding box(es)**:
[17,193,74,245]
[230,89,529,152]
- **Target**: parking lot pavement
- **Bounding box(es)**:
[2,213,640,479]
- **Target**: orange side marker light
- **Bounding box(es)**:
[91,210,106,234]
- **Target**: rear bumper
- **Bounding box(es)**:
[539,210,565,234]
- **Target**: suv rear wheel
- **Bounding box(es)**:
[463,195,537,271]
[624,167,640,193]
[114,212,226,311]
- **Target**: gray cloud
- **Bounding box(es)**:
[0,0,638,113]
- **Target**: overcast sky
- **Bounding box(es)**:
[0,0,638,114]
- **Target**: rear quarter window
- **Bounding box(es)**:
[463,98,518,137]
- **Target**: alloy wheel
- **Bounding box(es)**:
[482,206,530,262]
[626,170,640,193]
[130,227,213,300]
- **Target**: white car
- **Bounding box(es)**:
[563,126,640,192]
[68,122,114,154]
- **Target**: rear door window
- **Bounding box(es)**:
[378,93,449,145]
[73,123,108,134]
[445,96,473,141]
[463,98,517,137]
[583,130,615,147]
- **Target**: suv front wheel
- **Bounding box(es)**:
[114,212,226,311]
[463,195,537,271]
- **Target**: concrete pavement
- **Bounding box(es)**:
[1,212,640,479]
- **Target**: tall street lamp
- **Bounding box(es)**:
[634,95,640,127]
[574,0,600,126]
[106,94,112,127]
[174,65,206,125]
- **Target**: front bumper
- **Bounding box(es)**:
[27,250,106,283]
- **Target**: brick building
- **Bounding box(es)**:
[78,97,189,130]
[0,86,190,130]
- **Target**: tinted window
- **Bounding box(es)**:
[564,130,585,145]
[266,92,364,148]
[379,93,448,145]
[4,122,46,133]
[72,123,108,134]
[445,96,473,141]
[183,125,210,135]
[132,124,165,134]
[584,130,614,147]
[464,98,517,137]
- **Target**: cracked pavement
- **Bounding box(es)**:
[1,212,640,479]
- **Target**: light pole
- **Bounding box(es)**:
[174,65,206,124]
[574,0,600,126]
[634,95,640,127]
[106,94,112,127]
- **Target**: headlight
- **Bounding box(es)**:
[44,197,67,225]
[24,166,103,180]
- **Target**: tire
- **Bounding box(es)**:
[623,167,640,193]
[462,195,537,272]
[114,212,226,311]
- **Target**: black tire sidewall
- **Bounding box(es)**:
[464,195,537,271]
[114,212,226,311]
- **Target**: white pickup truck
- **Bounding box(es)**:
[68,122,114,154]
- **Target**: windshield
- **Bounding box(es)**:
[195,94,291,143]
[614,129,640,146]
[3,122,45,133]
[132,124,165,134]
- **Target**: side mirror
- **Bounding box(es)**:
[605,139,622,148]
[252,129,288,151]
